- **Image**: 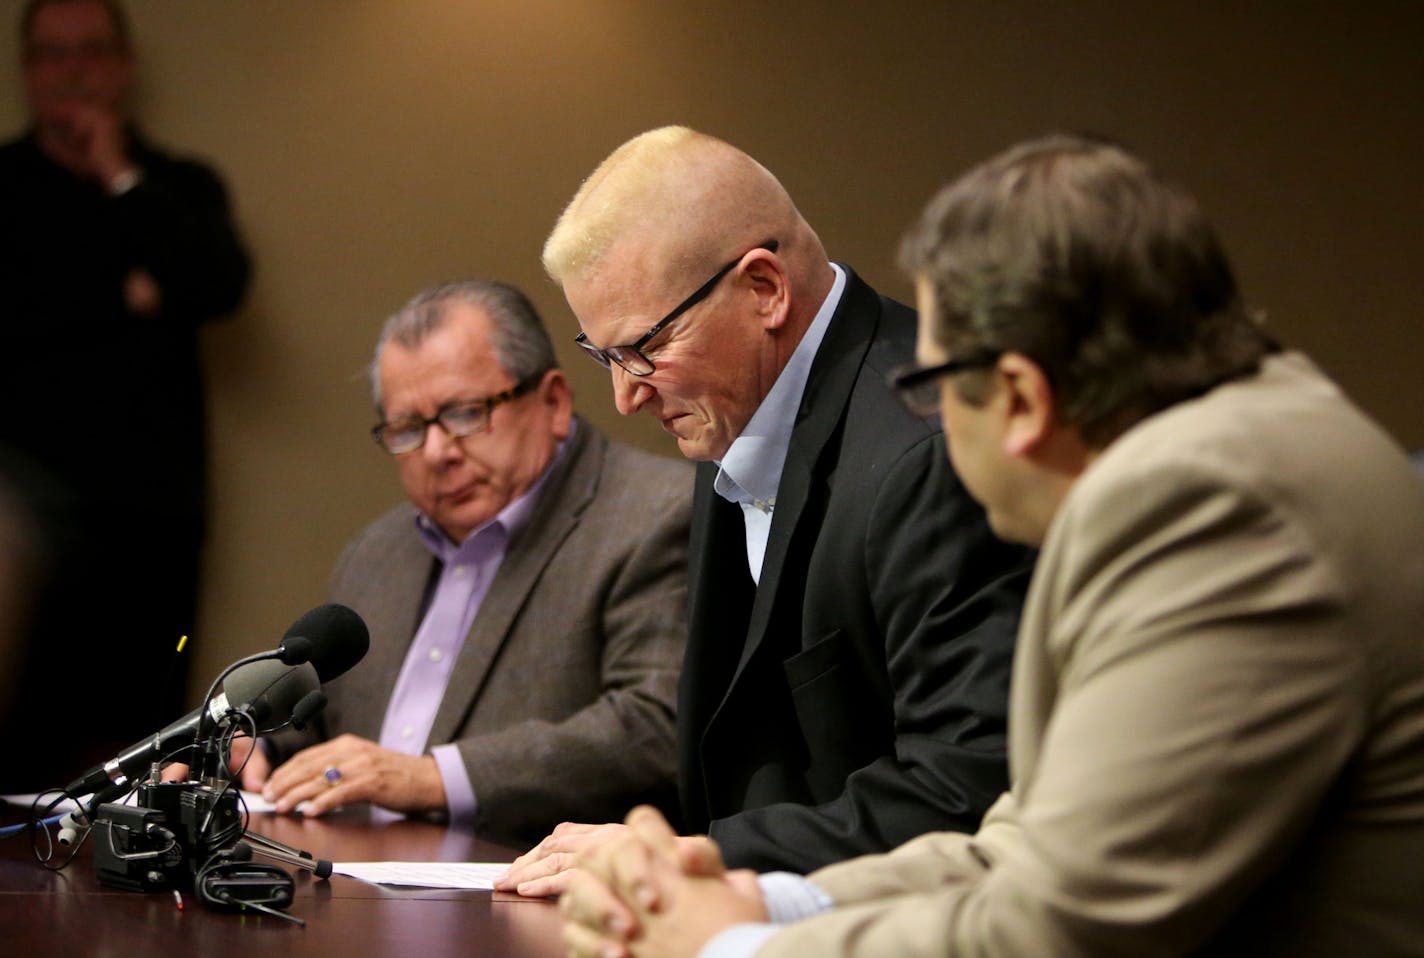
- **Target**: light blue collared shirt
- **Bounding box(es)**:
[713,264,846,582]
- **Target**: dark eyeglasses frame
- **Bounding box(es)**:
[574,240,779,376]
[370,372,542,455]
[890,351,1003,416]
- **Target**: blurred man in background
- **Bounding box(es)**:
[0,0,250,790]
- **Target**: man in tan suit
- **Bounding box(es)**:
[245,280,692,845]
[557,135,1424,956]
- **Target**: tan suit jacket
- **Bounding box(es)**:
[761,354,1424,956]
[275,418,693,845]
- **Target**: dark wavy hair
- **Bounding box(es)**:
[901,134,1278,446]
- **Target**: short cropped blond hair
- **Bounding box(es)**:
[542,126,805,290]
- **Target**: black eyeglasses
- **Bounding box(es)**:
[889,351,1003,416]
[574,240,779,376]
[371,372,542,455]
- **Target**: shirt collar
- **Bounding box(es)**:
[713,263,846,509]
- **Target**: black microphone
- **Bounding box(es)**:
[190,604,369,750]
[64,660,320,800]
[289,689,327,732]
[278,603,370,683]
[235,661,322,731]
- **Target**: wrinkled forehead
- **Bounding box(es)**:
[377,310,508,409]
[564,238,680,342]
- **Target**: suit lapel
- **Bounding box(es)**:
[425,420,601,745]
[727,269,880,683]
[681,469,756,771]
[337,519,435,742]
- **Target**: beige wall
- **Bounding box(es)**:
[3,1,1420,701]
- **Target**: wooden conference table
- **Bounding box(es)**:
[0,804,564,957]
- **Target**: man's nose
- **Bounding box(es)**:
[418,420,463,463]
[611,367,652,416]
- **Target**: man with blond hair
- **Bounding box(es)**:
[497,127,1033,891]
[558,134,1424,958]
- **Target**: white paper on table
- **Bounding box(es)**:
[238,789,312,814]
[333,861,508,889]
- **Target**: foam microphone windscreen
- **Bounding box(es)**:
[280,603,370,683]
[223,660,320,730]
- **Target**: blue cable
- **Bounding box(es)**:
[0,813,66,838]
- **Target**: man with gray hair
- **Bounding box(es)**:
[245,280,692,845]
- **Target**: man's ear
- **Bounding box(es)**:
[996,353,1056,458]
[742,250,790,331]
[540,368,575,440]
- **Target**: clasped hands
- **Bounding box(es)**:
[555,806,768,958]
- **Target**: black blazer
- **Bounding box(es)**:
[680,268,1035,872]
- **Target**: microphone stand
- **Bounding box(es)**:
[192,650,287,761]
[234,692,334,879]
[239,832,334,879]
